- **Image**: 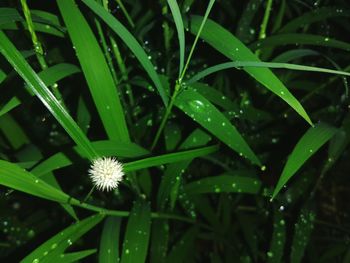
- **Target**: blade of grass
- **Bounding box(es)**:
[57,0,130,142]
[235,0,262,43]
[187,61,350,84]
[157,129,211,210]
[272,123,337,199]
[0,160,79,204]
[175,87,261,165]
[267,209,286,263]
[184,172,261,195]
[167,0,185,77]
[290,205,316,263]
[21,214,104,263]
[57,249,97,263]
[124,145,218,172]
[0,30,97,159]
[0,63,80,117]
[99,217,122,263]
[31,140,149,177]
[250,34,350,52]
[166,227,198,263]
[188,16,313,125]
[81,0,168,105]
[121,199,151,263]
[150,219,169,263]
[279,7,350,33]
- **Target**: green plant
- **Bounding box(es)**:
[0,0,350,262]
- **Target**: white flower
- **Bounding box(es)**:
[88,157,124,191]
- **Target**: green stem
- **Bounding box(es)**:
[179,0,216,82]
[150,82,181,150]
[20,0,65,106]
[256,0,274,57]
[115,0,135,28]
[74,201,197,224]
[110,37,135,106]
[151,0,216,150]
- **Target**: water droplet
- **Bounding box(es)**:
[188,100,205,111]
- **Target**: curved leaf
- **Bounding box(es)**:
[21,214,104,263]
[167,0,185,76]
[175,87,261,165]
[99,217,122,263]
[272,123,337,199]
[121,200,151,263]
[189,15,312,125]
[81,0,168,105]
[58,0,130,142]
[184,172,261,195]
[0,30,97,159]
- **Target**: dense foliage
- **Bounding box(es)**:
[0,0,350,262]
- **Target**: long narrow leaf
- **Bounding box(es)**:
[187,61,350,84]
[57,0,130,142]
[21,214,104,263]
[272,123,337,199]
[121,200,151,263]
[175,87,261,165]
[99,217,122,263]
[81,0,168,105]
[0,30,97,159]
[167,0,185,76]
[188,16,313,125]
[184,172,261,195]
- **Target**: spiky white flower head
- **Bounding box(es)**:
[88,157,124,192]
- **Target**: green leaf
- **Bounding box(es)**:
[175,87,260,165]
[31,140,149,177]
[81,0,168,105]
[0,69,6,84]
[0,8,23,25]
[235,0,262,43]
[157,129,211,210]
[124,145,218,172]
[188,16,313,125]
[272,123,337,199]
[279,7,350,33]
[290,206,316,263]
[250,34,350,52]
[187,61,350,85]
[0,160,79,204]
[99,217,122,263]
[150,219,169,263]
[121,200,151,263]
[184,172,261,195]
[167,0,185,76]
[57,0,129,142]
[267,209,286,263]
[166,227,198,263]
[0,30,97,160]
[21,214,104,263]
[57,249,97,263]
[0,63,80,117]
